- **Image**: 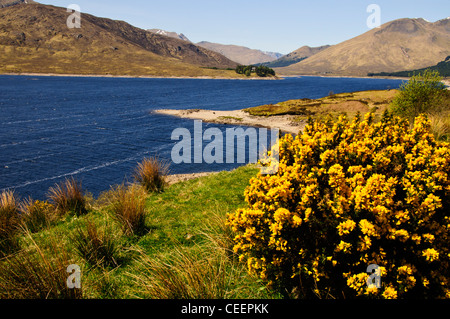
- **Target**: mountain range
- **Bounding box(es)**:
[1,1,449,78]
[276,18,450,76]
[261,45,331,68]
[145,29,284,65]
[196,41,283,65]
[0,1,239,77]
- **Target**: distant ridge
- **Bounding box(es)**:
[262,45,331,68]
[197,41,283,65]
[277,18,450,76]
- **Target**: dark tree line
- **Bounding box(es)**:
[235,65,276,77]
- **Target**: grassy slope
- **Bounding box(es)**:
[6,165,277,299]
[244,89,399,121]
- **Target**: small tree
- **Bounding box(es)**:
[390,69,446,121]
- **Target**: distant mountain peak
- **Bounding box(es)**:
[147,29,191,42]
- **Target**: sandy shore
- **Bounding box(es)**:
[154,109,305,135]
[443,79,450,89]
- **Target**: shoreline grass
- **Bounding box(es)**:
[0,165,275,299]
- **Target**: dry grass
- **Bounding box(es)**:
[0,231,82,299]
[127,208,271,299]
[47,177,87,216]
[0,190,21,254]
[19,198,56,233]
[244,90,397,121]
[71,219,122,269]
[129,240,260,299]
[428,113,450,141]
[134,157,170,193]
[104,184,149,236]
[129,247,230,299]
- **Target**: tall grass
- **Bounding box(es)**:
[428,113,450,141]
[104,184,148,236]
[128,212,273,299]
[134,157,169,193]
[129,244,259,299]
[0,231,82,299]
[71,219,122,269]
[19,198,56,233]
[0,190,21,254]
[47,177,87,216]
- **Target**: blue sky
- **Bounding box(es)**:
[40,0,449,54]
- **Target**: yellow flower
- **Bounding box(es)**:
[337,219,356,236]
[382,286,398,299]
[335,241,352,253]
[359,219,377,237]
[422,248,439,262]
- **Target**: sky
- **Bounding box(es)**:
[39,0,450,54]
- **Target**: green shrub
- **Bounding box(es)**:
[390,69,447,121]
[227,112,450,299]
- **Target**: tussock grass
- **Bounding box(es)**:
[0,231,82,299]
[0,165,277,299]
[104,184,148,236]
[19,198,56,233]
[428,113,450,141]
[0,190,21,254]
[71,219,122,269]
[128,216,270,299]
[134,157,169,193]
[47,177,87,216]
[129,246,243,299]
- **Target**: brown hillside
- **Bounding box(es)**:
[277,18,450,76]
[197,41,281,65]
[264,45,331,68]
[0,2,239,77]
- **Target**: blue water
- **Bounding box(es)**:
[0,75,404,200]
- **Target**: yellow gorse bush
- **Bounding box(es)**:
[227,112,450,299]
